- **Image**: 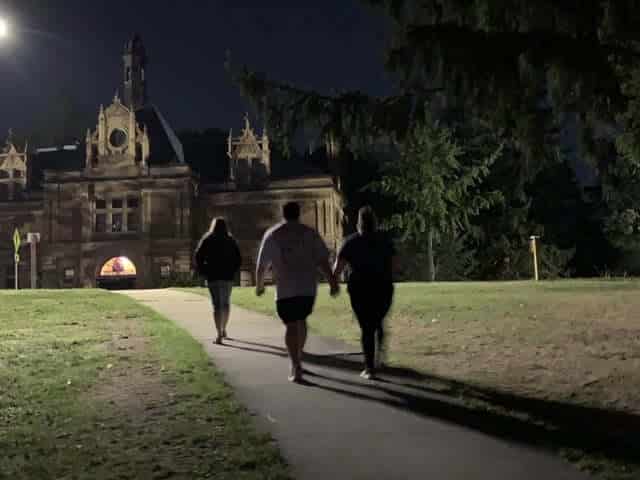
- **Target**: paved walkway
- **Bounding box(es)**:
[122,289,591,480]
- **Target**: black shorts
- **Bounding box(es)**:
[276,296,315,324]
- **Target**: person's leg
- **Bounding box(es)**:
[375,286,394,368]
[221,283,232,338]
[284,321,302,380]
[350,287,375,376]
[209,283,224,344]
[298,319,307,360]
[374,317,385,369]
[213,309,224,344]
[361,320,376,375]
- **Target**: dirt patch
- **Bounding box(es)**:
[90,334,173,422]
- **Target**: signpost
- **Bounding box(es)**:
[529,235,540,282]
[27,232,40,289]
[13,228,20,290]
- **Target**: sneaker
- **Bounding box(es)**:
[360,369,376,380]
[214,337,223,345]
[288,365,303,383]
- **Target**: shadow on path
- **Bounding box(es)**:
[224,338,639,468]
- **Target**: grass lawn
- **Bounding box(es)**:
[182,280,640,479]
[0,290,289,480]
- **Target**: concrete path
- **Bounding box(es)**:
[122,289,591,480]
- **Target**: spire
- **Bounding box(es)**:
[243,112,251,132]
[123,34,148,110]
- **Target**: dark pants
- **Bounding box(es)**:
[348,283,393,370]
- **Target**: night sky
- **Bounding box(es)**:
[0,1,392,142]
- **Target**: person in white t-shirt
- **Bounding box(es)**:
[256,201,339,382]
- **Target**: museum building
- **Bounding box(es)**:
[0,35,343,289]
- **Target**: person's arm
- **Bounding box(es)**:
[255,235,270,296]
[314,232,339,295]
[194,237,207,275]
[320,258,339,296]
[232,239,242,274]
[333,256,348,278]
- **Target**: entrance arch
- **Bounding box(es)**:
[96,256,137,290]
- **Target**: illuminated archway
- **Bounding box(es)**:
[99,256,137,277]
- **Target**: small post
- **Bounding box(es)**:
[27,233,40,289]
[13,228,21,290]
[530,235,540,282]
[14,253,19,290]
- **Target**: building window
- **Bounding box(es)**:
[112,213,123,233]
[160,264,171,278]
[109,129,127,149]
[13,170,23,178]
[94,196,141,233]
[126,66,131,82]
[127,212,139,232]
[95,213,107,233]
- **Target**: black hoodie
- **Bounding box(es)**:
[194,233,242,281]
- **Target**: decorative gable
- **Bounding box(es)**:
[0,131,28,200]
[85,92,150,172]
[227,114,271,185]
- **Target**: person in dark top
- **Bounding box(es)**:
[333,206,397,379]
[195,217,242,345]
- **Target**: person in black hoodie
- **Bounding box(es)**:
[332,206,398,379]
[195,218,242,344]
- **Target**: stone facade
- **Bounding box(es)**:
[0,36,342,289]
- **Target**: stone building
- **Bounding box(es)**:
[0,36,342,289]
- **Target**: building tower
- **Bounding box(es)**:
[123,34,148,111]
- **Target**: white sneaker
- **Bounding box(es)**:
[360,369,375,380]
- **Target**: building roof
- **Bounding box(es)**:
[29,144,84,189]
[136,104,185,165]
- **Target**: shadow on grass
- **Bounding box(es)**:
[225,338,639,469]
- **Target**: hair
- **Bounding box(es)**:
[357,206,378,235]
[208,217,229,237]
[283,202,301,221]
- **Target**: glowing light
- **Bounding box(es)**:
[100,257,137,277]
[0,19,9,39]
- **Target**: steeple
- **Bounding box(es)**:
[123,34,148,111]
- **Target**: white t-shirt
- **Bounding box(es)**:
[256,221,330,300]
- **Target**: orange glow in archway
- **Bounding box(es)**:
[100,257,137,277]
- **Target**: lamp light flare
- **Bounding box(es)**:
[0,18,9,39]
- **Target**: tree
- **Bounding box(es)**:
[229,2,640,245]
[366,0,640,249]
[368,117,502,281]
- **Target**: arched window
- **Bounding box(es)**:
[0,170,9,179]
[99,257,137,277]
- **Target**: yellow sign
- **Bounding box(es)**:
[13,228,20,253]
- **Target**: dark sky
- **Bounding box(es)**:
[0,1,392,142]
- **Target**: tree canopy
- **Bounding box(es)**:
[227,0,640,274]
